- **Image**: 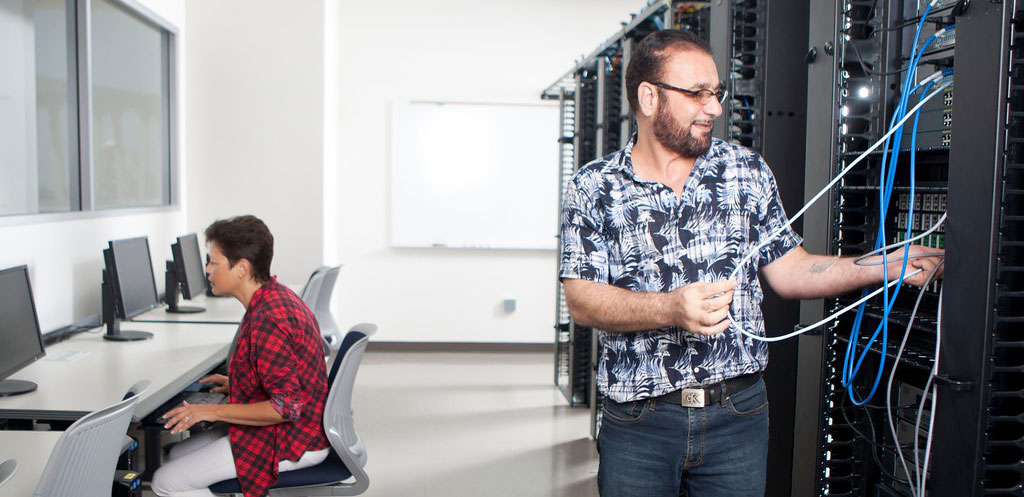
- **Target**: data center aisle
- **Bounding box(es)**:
[144,350,599,497]
[354,350,599,497]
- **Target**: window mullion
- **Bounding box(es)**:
[75,0,94,211]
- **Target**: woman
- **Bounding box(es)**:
[152,215,330,497]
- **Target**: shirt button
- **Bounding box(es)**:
[693,367,701,373]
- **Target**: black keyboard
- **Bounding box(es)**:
[184,391,226,405]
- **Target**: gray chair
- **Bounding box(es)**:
[312,266,342,351]
[211,323,376,496]
[32,380,150,497]
[0,459,17,490]
[300,266,329,306]
[300,265,343,356]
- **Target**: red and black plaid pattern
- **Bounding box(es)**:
[228,277,330,497]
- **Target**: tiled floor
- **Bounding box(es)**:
[352,350,599,497]
[144,350,599,496]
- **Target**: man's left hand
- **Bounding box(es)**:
[883,245,944,287]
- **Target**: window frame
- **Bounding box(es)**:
[0,0,179,226]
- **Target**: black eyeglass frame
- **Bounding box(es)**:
[650,81,729,104]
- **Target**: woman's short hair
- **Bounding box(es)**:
[205,215,274,283]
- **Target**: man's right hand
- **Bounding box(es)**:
[199,373,229,394]
[670,280,737,336]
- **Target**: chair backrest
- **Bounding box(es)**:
[324,323,376,491]
[313,266,341,349]
[33,379,150,497]
[299,266,329,306]
[0,459,17,490]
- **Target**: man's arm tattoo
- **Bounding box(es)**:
[809,261,834,274]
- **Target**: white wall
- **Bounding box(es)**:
[1,0,643,342]
[184,0,324,285]
[0,0,186,334]
[329,0,638,342]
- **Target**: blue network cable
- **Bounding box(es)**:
[843,55,953,406]
[842,38,927,404]
[843,68,952,405]
[841,7,950,405]
[843,72,938,404]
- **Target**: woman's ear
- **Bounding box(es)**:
[235,259,251,279]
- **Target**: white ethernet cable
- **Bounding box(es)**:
[885,260,944,497]
[723,75,951,343]
[750,269,924,343]
[916,285,942,496]
[853,213,948,267]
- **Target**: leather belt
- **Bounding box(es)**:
[654,372,762,408]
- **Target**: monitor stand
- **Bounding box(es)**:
[0,379,38,397]
[103,319,154,342]
[101,277,153,342]
[165,261,205,314]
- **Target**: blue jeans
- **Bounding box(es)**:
[597,377,770,497]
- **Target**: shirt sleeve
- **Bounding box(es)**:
[559,175,610,283]
[754,154,803,267]
[250,316,307,422]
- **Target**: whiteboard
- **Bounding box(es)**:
[390,101,560,250]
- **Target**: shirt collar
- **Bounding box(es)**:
[613,133,722,181]
[246,276,278,310]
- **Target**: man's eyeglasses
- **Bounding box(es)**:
[651,82,729,105]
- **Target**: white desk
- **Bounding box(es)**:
[0,431,62,495]
[132,294,245,325]
[0,321,236,422]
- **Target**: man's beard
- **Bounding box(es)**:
[652,100,713,158]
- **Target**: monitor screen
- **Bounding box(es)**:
[109,236,159,318]
[175,233,207,300]
[0,266,45,381]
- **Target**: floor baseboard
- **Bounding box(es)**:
[366,342,555,353]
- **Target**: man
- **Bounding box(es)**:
[559,30,943,497]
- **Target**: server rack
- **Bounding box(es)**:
[795,1,1024,496]
[552,77,584,406]
[543,0,679,414]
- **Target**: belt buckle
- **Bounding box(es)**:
[680,388,705,408]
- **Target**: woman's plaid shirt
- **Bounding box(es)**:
[228,277,330,497]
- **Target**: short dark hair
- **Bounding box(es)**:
[625,29,713,115]
[205,215,274,283]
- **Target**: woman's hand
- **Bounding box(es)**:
[199,374,229,394]
[163,401,219,434]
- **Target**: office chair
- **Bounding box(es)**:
[0,459,17,490]
[300,265,343,357]
[313,266,342,352]
[210,323,376,496]
[300,266,329,307]
[32,379,150,497]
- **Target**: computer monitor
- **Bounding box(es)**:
[165,233,207,313]
[101,236,157,341]
[0,265,45,397]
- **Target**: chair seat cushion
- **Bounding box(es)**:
[209,452,352,494]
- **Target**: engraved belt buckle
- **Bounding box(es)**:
[680,388,705,408]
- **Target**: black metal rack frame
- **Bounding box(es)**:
[797,1,1024,496]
